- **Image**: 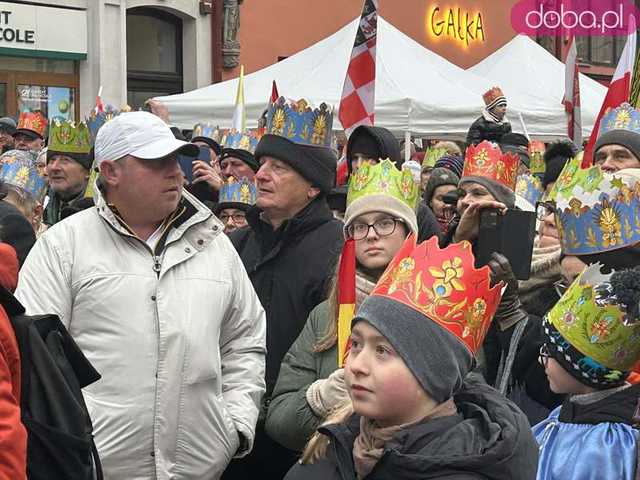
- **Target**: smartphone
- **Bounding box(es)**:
[476,208,536,280]
[196,145,210,162]
[177,154,194,183]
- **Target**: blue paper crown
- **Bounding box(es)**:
[266,97,333,147]
[218,177,257,208]
[221,129,261,153]
[554,165,640,255]
[85,105,122,141]
[516,173,544,206]
[598,102,640,138]
[192,123,222,143]
[0,149,47,203]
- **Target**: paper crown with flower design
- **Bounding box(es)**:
[85,106,123,141]
[370,235,504,354]
[192,123,222,143]
[546,263,640,371]
[516,173,544,206]
[597,102,640,139]
[48,119,92,155]
[422,147,448,169]
[266,96,333,148]
[346,159,420,211]
[528,140,546,175]
[218,176,257,209]
[482,86,506,107]
[17,111,47,138]
[221,129,262,153]
[0,149,47,203]
[463,140,519,191]
[551,157,640,255]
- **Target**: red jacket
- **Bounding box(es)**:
[0,242,27,479]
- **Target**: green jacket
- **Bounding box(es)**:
[265,299,338,452]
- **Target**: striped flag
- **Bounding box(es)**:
[582,16,636,166]
[231,65,246,132]
[562,36,582,147]
[337,239,356,367]
[338,0,378,136]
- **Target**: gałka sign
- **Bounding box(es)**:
[0,10,35,44]
[428,5,485,47]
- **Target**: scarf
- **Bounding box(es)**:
[482,107,508,125]
[355,271,377,308]
[518,242,562,302]
[352,398,457,479]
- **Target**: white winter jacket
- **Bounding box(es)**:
[15,188,266,480]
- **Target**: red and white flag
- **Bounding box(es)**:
[563,36,582,147]
[338,0,378,136]
[582,15,636,166]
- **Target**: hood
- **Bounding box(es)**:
[559,383,640,425]
[346,126,402,174]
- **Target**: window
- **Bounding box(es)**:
[17,85,75,122]
[576,35,626,66]
[126,7,183,109]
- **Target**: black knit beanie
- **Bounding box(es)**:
[459,176,515,208]
[192,136,222,156]
[219,148,259,172]
[576,244,640,273]
[254,134,337,193]
[46,149,92,171]
[594,130,640,165]
[353,295,473,403]
[500,133,530,168]
[543,140,578,189]
[346,125,402,174]
[424,167,460,205]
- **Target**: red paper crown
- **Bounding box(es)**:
[17,111,48,138]
[371,236,504,354]
[482,86,505,106]
[463,140,519,191]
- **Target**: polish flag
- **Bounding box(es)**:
[582,16,636,167]
[563,36,582,147]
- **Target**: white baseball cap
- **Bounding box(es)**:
[94,111,198,165]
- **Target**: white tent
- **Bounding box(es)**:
[158,18,606,140]
[468,35,606,140]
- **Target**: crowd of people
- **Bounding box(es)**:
[1,83,640,480]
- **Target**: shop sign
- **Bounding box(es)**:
[427,5,486,47]
[0,2,87,59]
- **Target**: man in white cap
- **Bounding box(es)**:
[15,111,267,480]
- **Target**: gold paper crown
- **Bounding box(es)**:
[48,120,92,155]
[17,111,47,138]
[482,86,505,107]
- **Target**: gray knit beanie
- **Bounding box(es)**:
[343,194,418,238]
[459,175,515,208]
[594,130,640,164]
[424,167,460,205]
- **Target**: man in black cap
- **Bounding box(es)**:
[346,125,441,242]
[0,118,16,154]
[225,98,343,480]
[219,147,259,182]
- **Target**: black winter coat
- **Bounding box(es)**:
[0,200,35,266]
[466,116,512,146]
[285,376,539,480]
[230,197,343,398]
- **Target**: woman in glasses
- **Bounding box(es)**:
[265,160,419,453]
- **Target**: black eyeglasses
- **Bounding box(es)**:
[535,201,556,221]
[219,213,246,224]
[539,344,551,367]
[347,218,404,240]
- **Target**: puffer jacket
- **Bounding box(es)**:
[465,114,512,146]
[285,376,539,480]
[15,187,266,480]
[265,300,337,451]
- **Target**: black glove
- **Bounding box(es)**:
[488,252,528,332]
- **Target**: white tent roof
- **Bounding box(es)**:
[158,19,606,140]
[468,35,606,139]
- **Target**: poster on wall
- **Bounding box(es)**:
[17,85,75,122]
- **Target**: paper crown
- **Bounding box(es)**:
[218,176,257,208]
[0,150,47,203]
[546,263,640,371]
[482,86,506,107]
[463,141,519,191]
[422,147,448,169]
[48,119,92,155]
[371,236,504,354]
[552,158,640,255]
[516,173,544,206]
[17,111,47,138]
[266,97,333,147]
[528,140,546,175]
[85,106,122,141]
[598,102,640,139]
[346,159,420,212]
[192,123,222,143]
[221,129,262,153]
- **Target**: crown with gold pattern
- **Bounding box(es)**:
[546,263,640,371]
[48,119,92,155]
[266,97,333,147]
[221,129,262,153]
[598,102,640,139]
[192,123,222,143]
[516,173,544,206]
[551,157,640,255]
[346,159,420,211]
[16,111,48,138]
[85,105,123,141]
[218,176,257,209]
[528,140,546,175]
[371,235,504,354]
[463,141,519,191]
[0,149,47,203]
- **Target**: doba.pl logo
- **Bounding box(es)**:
[511,0,640,36]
